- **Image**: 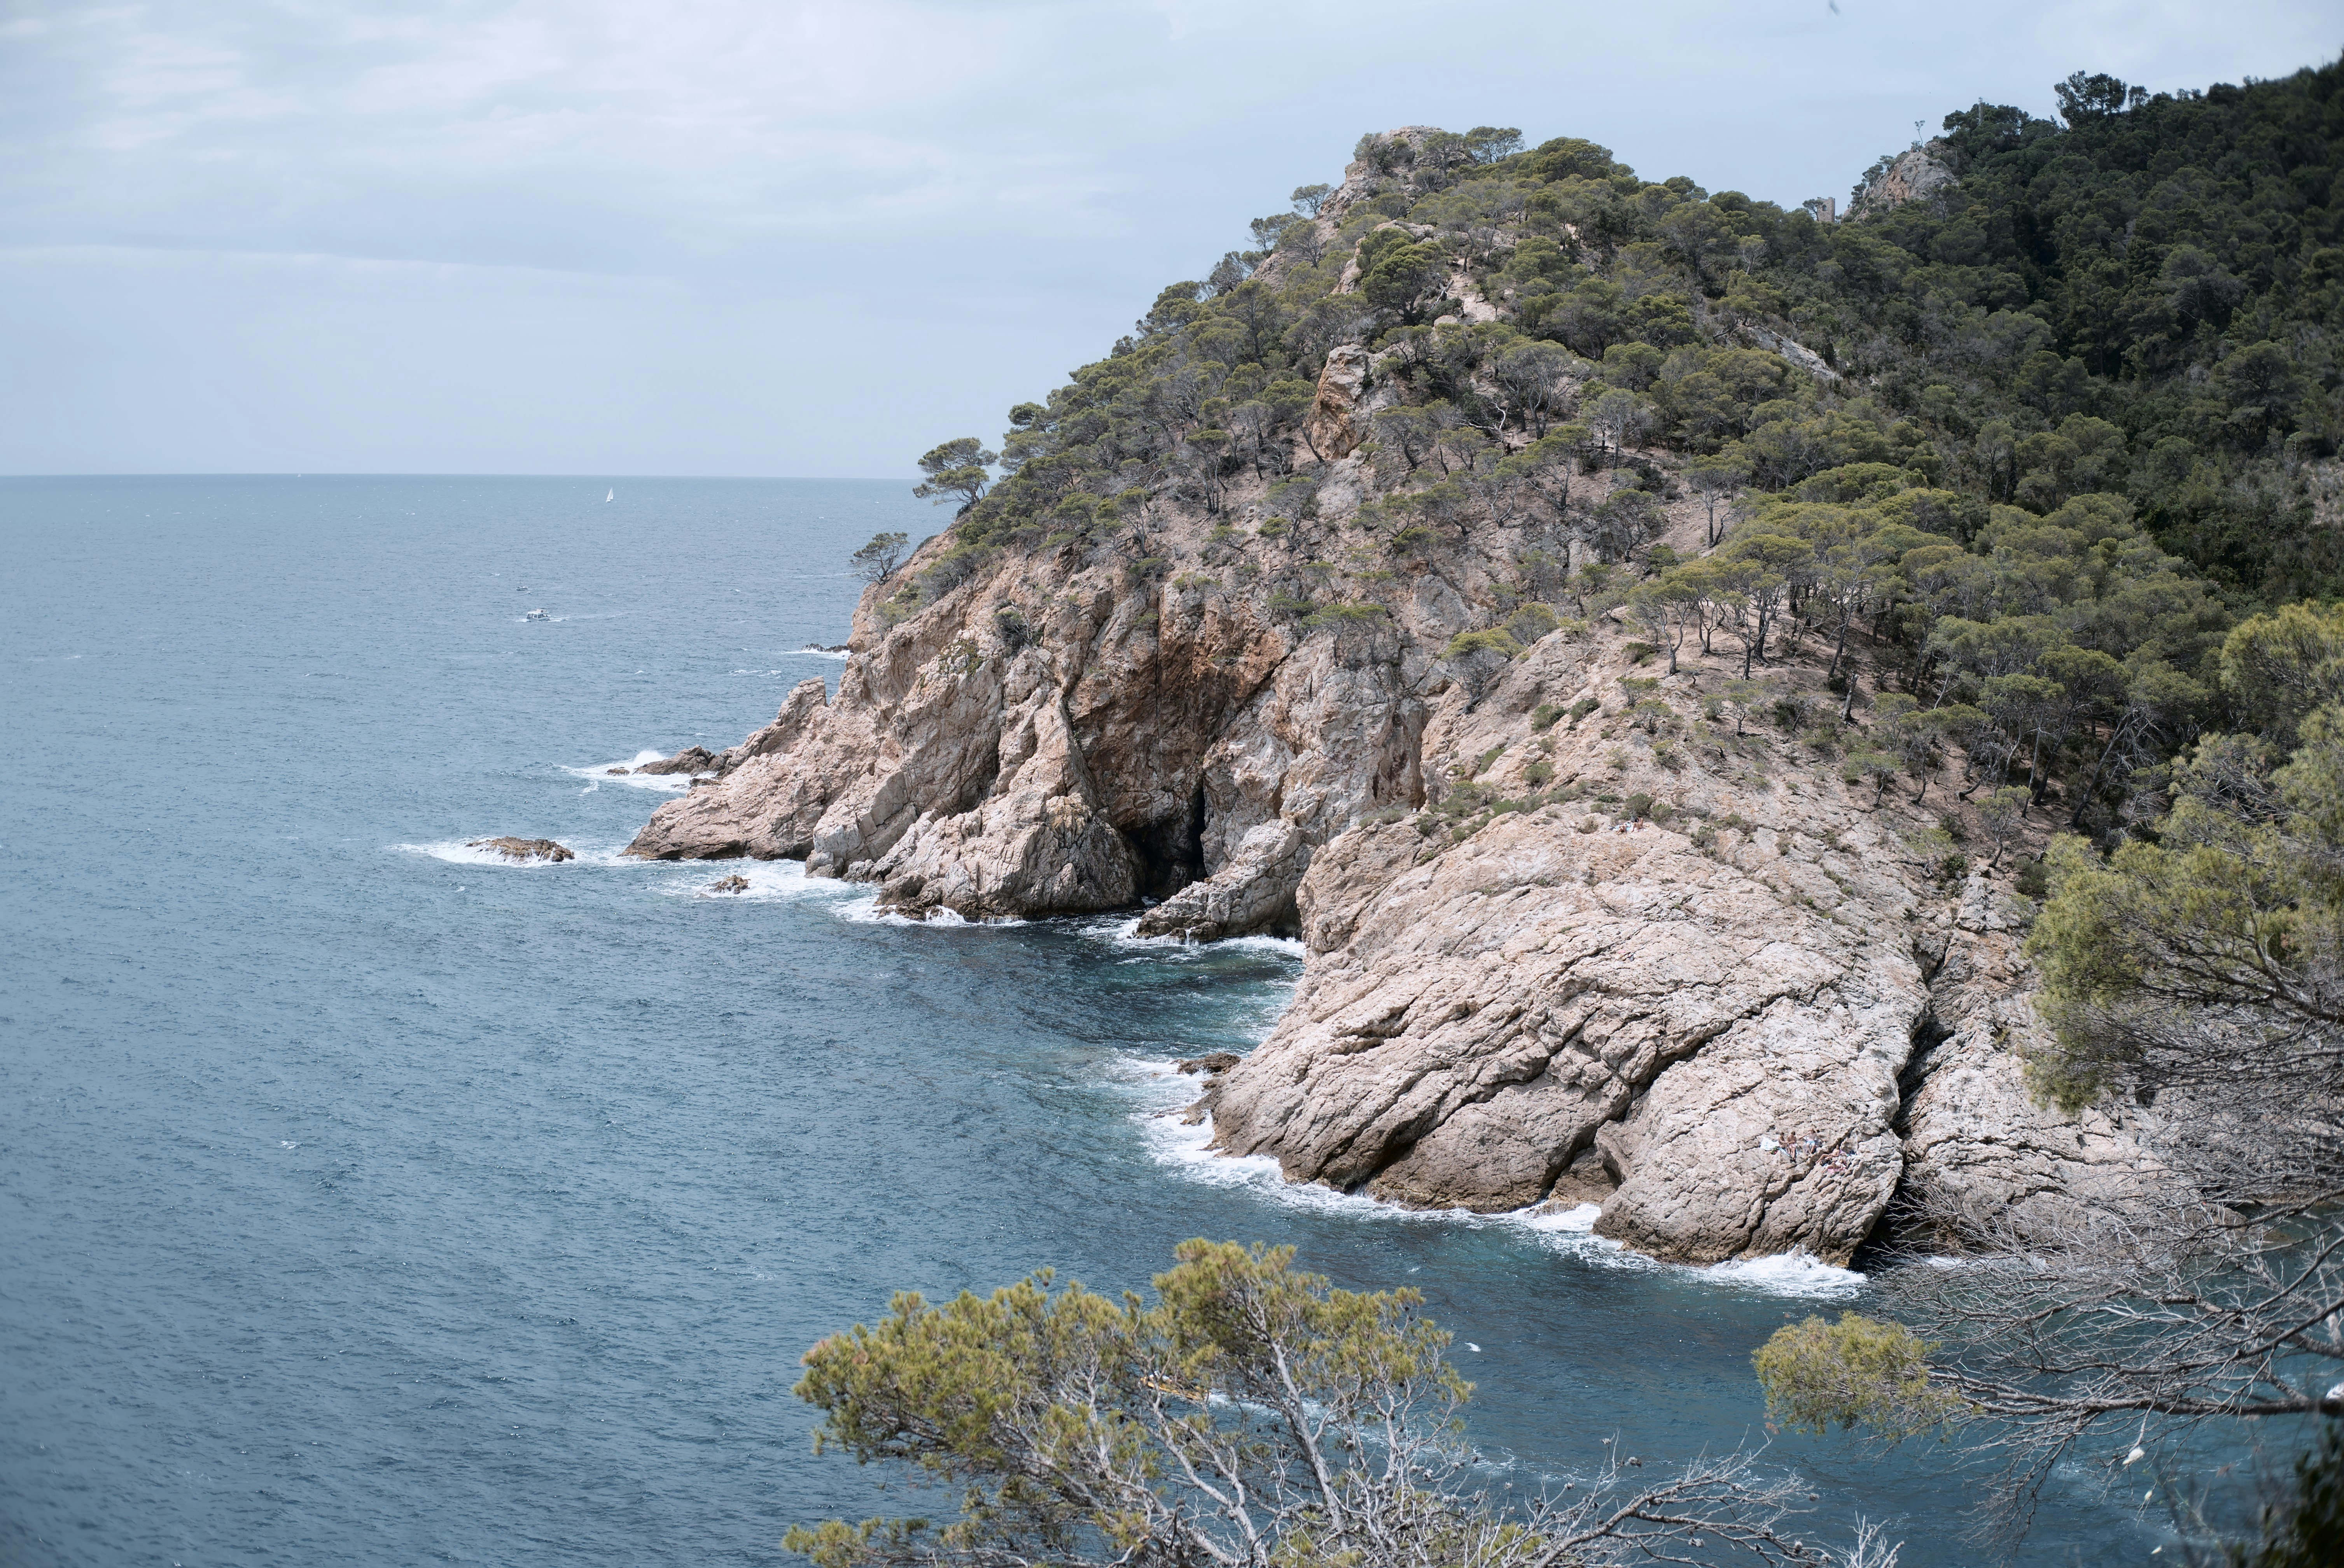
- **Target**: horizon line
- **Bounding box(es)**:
[0,471,919,483]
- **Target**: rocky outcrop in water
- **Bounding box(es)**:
[634,746,720,776]
[470,837,575,863]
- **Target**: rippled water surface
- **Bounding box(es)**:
[2,476,2155,1564]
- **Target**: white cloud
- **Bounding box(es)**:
[0,0,2335,472]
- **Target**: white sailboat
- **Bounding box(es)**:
[605,488,615,502]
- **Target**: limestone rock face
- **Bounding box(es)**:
[1199,638,1935,1262]
[1891,920,2167,1246]
[1308,345,1371,460]
[1851,144,1958,219]
[623,503,1443,926]
[1192,625,2158,1266]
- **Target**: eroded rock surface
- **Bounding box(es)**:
[1851,143,1958,219]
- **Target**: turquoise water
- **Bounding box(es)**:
[1,476,2153,1564]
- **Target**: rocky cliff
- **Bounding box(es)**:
[621,486,2149,1264]
[620,135,2155,1265]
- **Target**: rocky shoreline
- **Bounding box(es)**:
[617,502,2154,1267]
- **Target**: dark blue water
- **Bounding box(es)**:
[2,476,2152,1566]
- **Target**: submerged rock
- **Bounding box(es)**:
[468,837,574,863]
[1177,1052,1242,1076]
[709,874,750,894]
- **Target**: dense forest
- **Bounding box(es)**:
[895,55,2341,853]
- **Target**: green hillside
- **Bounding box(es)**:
[906,55,2344,842]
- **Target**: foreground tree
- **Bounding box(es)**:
[1755,603,2344,1549]
[789,1239,1866,1567]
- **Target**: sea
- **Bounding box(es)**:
[1,476,2169,1565]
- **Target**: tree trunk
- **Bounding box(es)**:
[2068,712,2138,827]
[1826,608,1852,682]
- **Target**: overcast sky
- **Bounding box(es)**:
[2,1,2335,479]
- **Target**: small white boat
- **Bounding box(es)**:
[525,608,549,621]
[605,488,615,502]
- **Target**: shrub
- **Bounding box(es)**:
[1568,696,1601,725]
[1753,1312,1969,1439]
[917,542,994,602]
[1444,628,1525,660]
[1268,591,1317,619]
[1532,701,1563,731]
[990,605,1031,650]
[1523,759,1555,786]
[1623,791,1654,820]
[1305,601,1389,629]
[1505,603,1560,644]
[879,584,922,628]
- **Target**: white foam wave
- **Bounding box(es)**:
[832,896,1024,928]
[1703,1251,1867,1299]
[1076,915,1307,962]
[396,837,678,871]
[1219,933,1308,958]
[562,749,693,791]
[1129,1084,1865,1297]
[665,861,866,902]
[397,839,581,869]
